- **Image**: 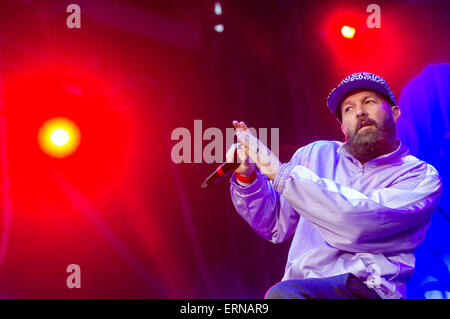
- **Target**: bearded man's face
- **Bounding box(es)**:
[340,90,401,163]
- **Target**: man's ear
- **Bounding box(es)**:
[391,105,401,122]
[340,123,348,141]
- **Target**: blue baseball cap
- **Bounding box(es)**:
[327,72,397,121]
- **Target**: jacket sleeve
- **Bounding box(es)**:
[272,161,443,253]
[230,170,300,244]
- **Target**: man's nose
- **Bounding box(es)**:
[355,105,368,118]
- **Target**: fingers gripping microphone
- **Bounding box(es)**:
[201,151,239,189]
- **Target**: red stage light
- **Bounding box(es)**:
[50,128,70,146]
[341,25,355,39]
[320,6,404,78]
[38,117,81,158]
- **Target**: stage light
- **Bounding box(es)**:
[38,117,81,158]
[50,128,70,146]
[341,26,355,39]
[214,24,224,33]
[214,2,222,16]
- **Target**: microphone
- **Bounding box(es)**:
[201,152,240,189]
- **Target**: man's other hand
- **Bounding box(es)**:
[232,120,281,181]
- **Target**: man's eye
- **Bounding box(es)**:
[345,107,353,112]
[365,100,375,104]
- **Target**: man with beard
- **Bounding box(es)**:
[227,72,442,299]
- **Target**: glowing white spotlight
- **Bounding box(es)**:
[341,26,356,39]
[38,117,81,158]
[50,128,70,146]
[214,24,224,33]
[214,2,222,15]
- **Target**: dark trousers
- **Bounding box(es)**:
[265,273,381,299]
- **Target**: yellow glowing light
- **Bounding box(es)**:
[38,117,81,158]
[50,129,70,146]
[341,26,356,39]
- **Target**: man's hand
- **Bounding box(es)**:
[225,121,256,177]
[225,143,256,177]
[231,120,281,181]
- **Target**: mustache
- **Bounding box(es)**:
[356,117,377,132]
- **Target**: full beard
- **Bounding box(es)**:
[344,116,398,164]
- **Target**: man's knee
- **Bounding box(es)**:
[265,280,310,299]
[265,282,286,299]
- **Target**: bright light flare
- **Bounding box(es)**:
[341,25,356,39]
[214,2,222,15]
[50,129,70,146]
[214,24,224,33]
[38,117,81,158]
